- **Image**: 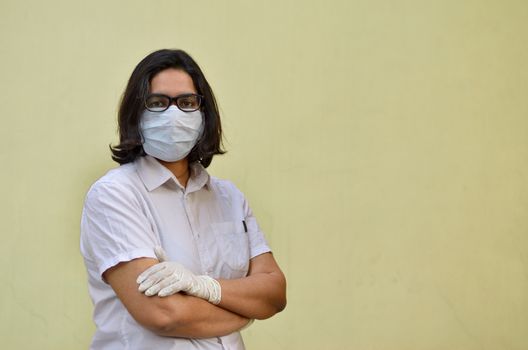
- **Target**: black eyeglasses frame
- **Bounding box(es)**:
[144,93,204,112]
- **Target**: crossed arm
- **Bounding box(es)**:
[217,252,287,320]
[104,252,286,338]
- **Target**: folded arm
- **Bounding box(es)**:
[217,252,287,320]
[104,257,249,338]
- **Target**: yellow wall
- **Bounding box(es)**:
[1,1,527,349]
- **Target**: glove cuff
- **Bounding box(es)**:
[200,275,222,305]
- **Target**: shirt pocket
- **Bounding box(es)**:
[211,221,250,275]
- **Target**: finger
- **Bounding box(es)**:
[145,283,163,296]
[148,275,181,295]
[145,275,181,296]
[154,246,168,262]
[137,263,167,284]
[159,280,188,297]
[138,269,170,292]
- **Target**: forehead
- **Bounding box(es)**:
[150,68,196,95]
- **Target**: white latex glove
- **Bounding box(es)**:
[136,246,221,304]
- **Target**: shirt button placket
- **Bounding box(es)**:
[182,193,206,273]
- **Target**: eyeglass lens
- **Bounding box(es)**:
[145,94,201,112]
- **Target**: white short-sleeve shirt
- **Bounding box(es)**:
[80,155,270,350]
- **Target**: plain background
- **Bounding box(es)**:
[1,1,527,349]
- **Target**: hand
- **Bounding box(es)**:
[137,246,221,304]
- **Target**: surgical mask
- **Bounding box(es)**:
[139,106,204,162]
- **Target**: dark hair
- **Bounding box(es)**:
[110,49,225,167]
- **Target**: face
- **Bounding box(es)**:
[143,69,201,167]
[149,68,197,99]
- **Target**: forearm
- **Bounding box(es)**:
[105,257,249,339]
[217,259,286,320]
[133,254,286,324]
[153,293,249,338]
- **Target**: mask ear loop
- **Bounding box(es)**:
[138,110,146,146]
[137,115,146,155]
[136,126,146,157]
[138,128,145,145]
[195,111,206,163]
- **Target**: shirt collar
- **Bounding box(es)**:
[188,161,211,193]
[135,155,210,192]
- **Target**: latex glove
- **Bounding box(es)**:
[137,246,221,304]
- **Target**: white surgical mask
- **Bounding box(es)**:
[139,106,204,162]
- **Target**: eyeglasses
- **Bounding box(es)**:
[144,93,203,112]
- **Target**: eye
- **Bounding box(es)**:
[145,95,170,111]
[177,95,201,111]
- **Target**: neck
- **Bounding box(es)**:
[159,158,190,188]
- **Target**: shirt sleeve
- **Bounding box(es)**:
[239,188,271,259]
[80,181,158,281]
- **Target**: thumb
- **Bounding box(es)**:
[154,246,168,262]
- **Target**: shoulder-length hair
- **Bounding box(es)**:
[110,49,225,168]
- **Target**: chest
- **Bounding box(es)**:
[141,186,250,279]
